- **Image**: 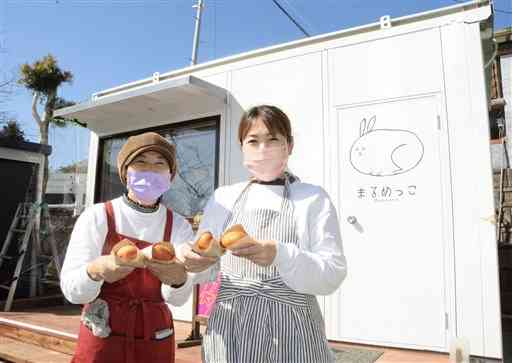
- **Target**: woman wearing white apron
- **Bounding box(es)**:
[182,105,347,363]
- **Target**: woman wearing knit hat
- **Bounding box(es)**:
[61,132,197,363]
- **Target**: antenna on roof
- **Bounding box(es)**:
[191,0,204,66]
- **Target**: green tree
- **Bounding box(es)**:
[57,159,88,174]
[0,120,26,142]
[18,54,79,196]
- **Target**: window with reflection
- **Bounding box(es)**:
[96,117,219,223]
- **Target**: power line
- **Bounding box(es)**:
[281,0,318,34]
[271,0,310,37]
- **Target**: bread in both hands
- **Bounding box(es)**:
[220,224,252,250]
[113,239,176,266]
[192,231,225,257]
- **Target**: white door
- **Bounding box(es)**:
[325,95,450,351]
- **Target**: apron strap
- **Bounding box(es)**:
[163,209,173,242]
[105,201,117,234]
[102,201,119,254]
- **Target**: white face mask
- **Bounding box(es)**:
[242,143,289,182]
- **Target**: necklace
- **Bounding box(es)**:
[251,172,297,185]
[122,193,160,213]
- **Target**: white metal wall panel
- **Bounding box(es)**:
[167,299,193,324]
[440,21,501,358]
[328,29,443,107]
[86,133,99,208]
[228,52,325,186]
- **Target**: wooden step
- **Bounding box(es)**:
[0,317,76,355]
[0,336,71,363]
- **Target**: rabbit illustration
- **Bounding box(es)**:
[349,116,424,177]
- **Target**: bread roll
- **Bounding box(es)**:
[111,239,145,268]
[192,231,225,257]
[197,232,213,250]
[220,224,249,249]
[151,242,175,262]
[116,245,138,261]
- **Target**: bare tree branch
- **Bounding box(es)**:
[0,74,16,120]
[0,78,14,89]
[32,92,42,127]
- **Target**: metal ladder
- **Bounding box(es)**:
[0,203,62,311]
[496,121,511,243]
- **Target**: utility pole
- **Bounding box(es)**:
[191,0,204,66]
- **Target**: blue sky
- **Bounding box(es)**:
[1,0,511,170]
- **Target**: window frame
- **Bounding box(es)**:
[94,115,221,208]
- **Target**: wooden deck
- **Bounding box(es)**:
[0,304,486,363]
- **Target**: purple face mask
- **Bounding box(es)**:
[127,170,171,204]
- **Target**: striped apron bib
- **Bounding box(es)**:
[202,178,334,363]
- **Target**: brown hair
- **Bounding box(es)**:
[238,105,293,145]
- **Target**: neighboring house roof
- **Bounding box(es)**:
[0,138,52,156]
[496,27,512,56]
[57,159,88,173]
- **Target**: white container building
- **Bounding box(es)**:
[56,1,502,358]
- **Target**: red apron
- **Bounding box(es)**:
[72,201,175,363]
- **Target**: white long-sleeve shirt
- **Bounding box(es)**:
[191,181,347,296]
[60,196,195,306]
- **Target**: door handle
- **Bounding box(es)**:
[346,215,363,233]
[347,216,358,225]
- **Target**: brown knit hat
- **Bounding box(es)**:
[117,132,177,185]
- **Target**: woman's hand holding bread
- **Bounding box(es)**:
[145,259,187,286]
[192,232,225,258]
[182,242,219,273]
[222,225,276,267]
[231,239,277,267]
[86,255,135,283]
